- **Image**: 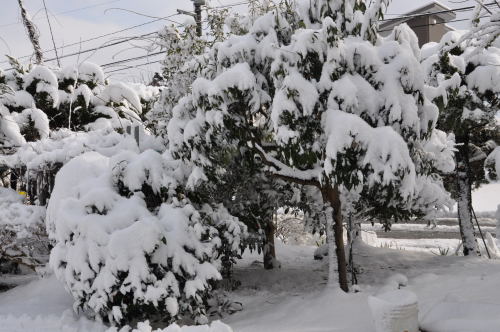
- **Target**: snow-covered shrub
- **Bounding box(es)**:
[0,59,159,159]
[0,187,48,272]
[0,60,158,138]
[0,59,160,205]
[106,320,233,332]
[47,150,245,326]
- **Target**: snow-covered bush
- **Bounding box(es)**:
[0,187,48,272]
[47,150,245,326]
[0,60,160,205]
[0,59,158,141]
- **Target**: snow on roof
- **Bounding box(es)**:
[380,1,457,29]
[405,0,452,14]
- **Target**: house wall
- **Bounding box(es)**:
[429,17,454,43]
[406,16,430,47]
[378,14,453,47]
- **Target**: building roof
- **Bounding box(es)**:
[380,1,457,30]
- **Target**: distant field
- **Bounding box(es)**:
[361,218,498,253]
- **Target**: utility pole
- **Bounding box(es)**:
[177,0,205,37]
[193,0,204,37]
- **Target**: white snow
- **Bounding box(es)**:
[78,62,105,86]
[96,82,143,114]
[0,105,25,146]
[2,239,500,331]
[322,109,416,196]
[44,149,238,325]
[0,187,45,227]
[23,65,58,89]
[226,242,500,332]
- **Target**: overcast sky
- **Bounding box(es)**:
[0,0,497,211]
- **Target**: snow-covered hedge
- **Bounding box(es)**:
[0,60,159,148]
[0,60,161,205]
[0,187,48,271]
[47,151,245,326]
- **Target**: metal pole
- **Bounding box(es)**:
[472,207,491,259]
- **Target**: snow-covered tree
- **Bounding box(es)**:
[422,31,500,256]
[448,2,500,53]
[149,3,299,270]
[147,0,291,141]
[47,150,245,326]
[166,0,453,291]
[198,149,295,269]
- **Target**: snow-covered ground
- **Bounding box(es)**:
[1,237,500,332]
[226,242,500,332]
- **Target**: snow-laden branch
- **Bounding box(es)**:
[253,143,321,187]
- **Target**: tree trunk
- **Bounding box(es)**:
[263,220,277,269]
[455,138,479,256]
[322,186,349,292]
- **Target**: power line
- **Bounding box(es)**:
[43,31,158,64]
[42,0,61,67]
[202,0,497,21]
[202,1,250,10]
[105,59,162,74]
[6,1,483,67]
[100,51,165,68]
[0,13,181,65]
